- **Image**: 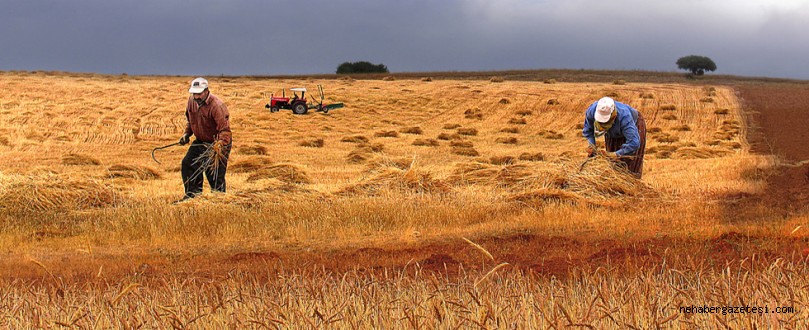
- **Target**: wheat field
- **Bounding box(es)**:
[1,71,806,328]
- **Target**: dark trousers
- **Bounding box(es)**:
[605,114,647,179]
[181,140,231,198]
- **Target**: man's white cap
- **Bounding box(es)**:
[594,97,615,123]
[189,77,208,93]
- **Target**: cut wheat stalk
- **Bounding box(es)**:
[462,237,494,261]
[111,283,141,304]
[474,262,509,287]
[187,140,227,186]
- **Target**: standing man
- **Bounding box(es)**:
[582,96,647,178]
[177,77,232,202]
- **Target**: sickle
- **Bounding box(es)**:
[151,142,181,164]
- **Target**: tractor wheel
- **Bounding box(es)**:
[292,103,308,115]
[270,106,279,113]
[323,108,329,114]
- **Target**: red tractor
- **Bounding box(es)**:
[265,85,343,115]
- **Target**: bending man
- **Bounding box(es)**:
[582,96,647,178]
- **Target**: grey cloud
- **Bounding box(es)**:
[0,0,807,79]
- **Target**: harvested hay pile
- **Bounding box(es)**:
[239,145,267,155]
[347,143,385,164]
[338,166,450,196]
[246,164,311,184]
[447,162,563,188]
[340,135,369,143]
[189,181,320,208]
[0,174,119,212]
[299,138,324,148]
[500,157,656,207]
[673,147,734,159]
[62,153,100,166]
[412,138,440,147]
[230,156,272,173]
[508,188,582,205]
[563,157,653,199]
[365,156,414,172]
[107,165,161,180]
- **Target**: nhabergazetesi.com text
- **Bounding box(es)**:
[679,305,796,315]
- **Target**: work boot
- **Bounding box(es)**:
[172,195,195,204]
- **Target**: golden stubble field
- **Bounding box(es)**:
[1,71,807,328]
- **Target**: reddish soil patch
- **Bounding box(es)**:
[722,84,809,215]
[738,83,809,161]
[5,233,808,285]
[225,251,280,263]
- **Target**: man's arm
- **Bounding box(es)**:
[184,97,193,138]
[212,101,232,145]
[582,103,597,146]
[615,107,640,156]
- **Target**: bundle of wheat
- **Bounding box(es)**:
[0,174,119,213]
[437,132,460,140]
[107,164,161,180]
[62,153,100,166]
[365,156,414,173]
[489,156,516,165]
[374,130,399,138]
[519,152,545,162]
[451,146,479,157]
[244,179,315,195]
[340,135,369,143]
[239,145,267,155]
[337,166,450,196]
[457,128,478,136]
[447,162,542,187]
[508,188,581,205]
[412,138,439,147]
[181,180,321,208]
[230,156,272,173]
[400,126,423,135]
[178,191,261,208]
[563,157,651,199]
[246,163,311,184]
[194,141,227,173]
[674,147,734,159]
[347,148,372,164]
[346,143,385,164]
[299,138,324,148]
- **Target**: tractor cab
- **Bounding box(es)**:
[290,87,306,100]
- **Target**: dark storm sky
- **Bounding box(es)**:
[1,0,807,79]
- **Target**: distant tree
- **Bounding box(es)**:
[336,61,389,74]
[676,55,717,76]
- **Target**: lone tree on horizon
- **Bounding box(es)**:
[336,61,389,74]
[676,55,717,76]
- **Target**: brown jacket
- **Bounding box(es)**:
[184,93,232,145]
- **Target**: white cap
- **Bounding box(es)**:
[594,97,615,123]
[189,77,208,93]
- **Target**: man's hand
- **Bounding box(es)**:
[605,152,621,160]
[178,134,190,146]
[586,144,597,158]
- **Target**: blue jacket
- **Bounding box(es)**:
[582,100,640,156]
